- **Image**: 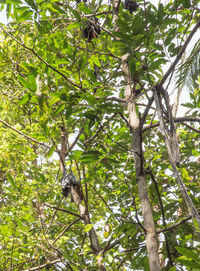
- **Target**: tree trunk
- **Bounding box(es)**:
[71,187,107,271]
[59,131,107,270]
[122,55,161,271]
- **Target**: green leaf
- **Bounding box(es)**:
[6,0,22,3]
[28,74,37,92]
[67,22,81,31]
[0,225,10,236]
[169,267,176,271]
[143,256,150,271]
[91,55,101,68]
[175,247,199,261]
[7,173,17,188]
[107,254,113,263]
[176,259,200,269]
[17,75,30,89]
[181,168,191,181]
[149,59,167,72]
[65,104,73,118]
[49,96,60,107]
[117,18,131,32]
[85,109,97,120]
[18,93,31,105]
[18,9,33,21]
[181,0,191,8]
[85,95,97,105]
[103,232,109,238]
[70,9,81,20]
[157,3,165,24]
[47,145,56,158]
[46,3,65,14]
[54,103,65,115]
[78,4,91,14]
[79,151,101,164]
[193,218,200,232]
[84,224,93,233]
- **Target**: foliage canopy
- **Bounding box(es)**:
[0,0,200,270]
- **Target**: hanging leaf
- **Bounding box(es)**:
[84,224,93,233]
[7,173,17,188]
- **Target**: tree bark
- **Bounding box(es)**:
[122,55,161,271]
[71,187,107,271]
[59,130,107,270]
[113,1,161,268]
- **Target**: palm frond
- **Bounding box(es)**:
[176,38,200,92]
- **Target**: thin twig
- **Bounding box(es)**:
[66,127,83,155]
[142,116,200,132]
[51,218,81,246]
[0,26,80,88]
[160,21,200,86]
[0,118,52,150]
[180,122,200,133]
[44,203,82,219]
[157,216,192,234]
[45,197,64,234]
[23,259,64,271]
[141,96,154,127]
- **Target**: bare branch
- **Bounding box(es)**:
[85,12,113,18]
[141,96,154,127]
[113,0,121,31]
[154,89,200,228]
[101,96,126,102]
[175,117,200,122]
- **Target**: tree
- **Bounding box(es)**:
[0,0,200,270]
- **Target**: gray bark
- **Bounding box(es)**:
[122,55,161,271]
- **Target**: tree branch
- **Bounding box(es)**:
[148,170,173,266]
[51,218,81,246]
[160,21,200,86]
[157,216,192,234]
[84,114,116,145]
[154,89,200,228]
[44,203,82,219]
[0,26,80,89]
[179,122,200,133]
[0,118,51,150]
[142,116,200,132]
[66,127,83,155]
[23,259,63,271]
